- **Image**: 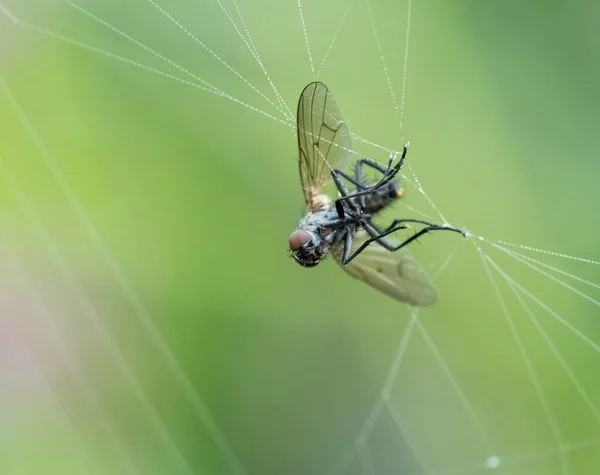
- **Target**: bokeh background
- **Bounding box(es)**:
[1,0,600,474]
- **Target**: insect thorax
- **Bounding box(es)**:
[298,205,347,246]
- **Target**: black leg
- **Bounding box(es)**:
[379,218,460,234]
[334,143,409,207]
[335,200,345,219]
[355,154,394,187]
[366,218,466,248]
[333,178,395,206]
[377,142,408,185]
[341,220,465,265]
[331,169,369,191]
[355,156,392,189]
[341,230,353,263]
[355,157,390,179]
[367,142,408,189]
[361,220,395,250]
[330,169,362,219]
[354,157,391,208]
[330,167,382,219]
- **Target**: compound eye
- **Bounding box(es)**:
[289,230,312,252]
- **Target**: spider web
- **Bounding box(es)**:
[0,0,599,474]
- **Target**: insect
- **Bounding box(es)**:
[288,81,466,306]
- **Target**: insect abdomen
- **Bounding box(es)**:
[363,180,403,214]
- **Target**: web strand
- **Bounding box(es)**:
[296,0,315,76]
[477,246,569,474]
[415,318,494,453]
[5,328,92,473]
[479,248,600,425]
[138,0,291,120]
[62,0,291,122]
[0,77,249,475]
[494,239,600,266]
[477,241,600,354]
[361,0,450,224]
[0,172,141,475]
[333,252,494,474]
[399,0,413,130]
[315,1,353,79]
[219,0,294,118]
[493,242,600,292]
[62,0,222,95]
[366,0,401,132]
[0,0,450,209]
[483,238,600,308]
[0,157,195,475]
[386,401,432,475]
[0,4,294,130]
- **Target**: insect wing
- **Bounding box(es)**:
[332,231,438,307]
[297,81,352,205]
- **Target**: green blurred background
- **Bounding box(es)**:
[1,0,600,474]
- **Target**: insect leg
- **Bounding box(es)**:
[333,183,394,208]
[330,169,361,219]
[356,143,408,189]
[335,144,409,207]
[380,218,466,234]
[361,220,395,249]
[342,220,465,264]
[354,158,389,208]
[377,142,408,185]
[341,230,353,263]
[355,157,391,184]
[331,169,369,191]
[385,225,464,251]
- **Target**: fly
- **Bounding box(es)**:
[288,81,465,306]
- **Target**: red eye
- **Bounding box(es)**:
[289,230,311,252]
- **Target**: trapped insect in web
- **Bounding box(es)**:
[288,82,465,307]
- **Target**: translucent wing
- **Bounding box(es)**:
[297,81,352,205]
[331,230,438,307]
